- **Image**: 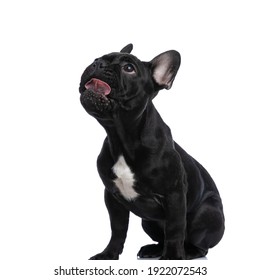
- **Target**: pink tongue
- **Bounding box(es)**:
[85,78,111,95]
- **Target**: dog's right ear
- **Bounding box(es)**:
[120,44,133,54]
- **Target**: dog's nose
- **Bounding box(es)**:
[93,58,107,69]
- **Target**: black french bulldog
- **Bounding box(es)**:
[79,44,224,260]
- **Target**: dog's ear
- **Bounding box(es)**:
[151,50,181,90]
[120,44,133,54]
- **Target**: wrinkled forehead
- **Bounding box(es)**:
[99,52,142,65]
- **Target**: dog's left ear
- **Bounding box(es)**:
[120,44,133,54]
[151,50,181,90]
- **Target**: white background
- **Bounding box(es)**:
[1,0,259,279]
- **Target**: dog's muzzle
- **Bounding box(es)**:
[80,78,114,114]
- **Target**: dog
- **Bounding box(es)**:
[79,44,225,260]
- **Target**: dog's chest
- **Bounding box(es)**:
[112,155,139,201]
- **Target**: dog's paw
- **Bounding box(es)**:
[159,251,185,260]
[89,252,119,260]
[159,255,185,260]
[137,243,163,259]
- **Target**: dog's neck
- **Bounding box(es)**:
[98,102,171,162]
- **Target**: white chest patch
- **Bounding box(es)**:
[112,155,138,201]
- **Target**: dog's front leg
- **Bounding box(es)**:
[161,184,187,260]
[89,190,129,260]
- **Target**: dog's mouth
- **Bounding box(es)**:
[85,78,111,96]
[81,78,114,114]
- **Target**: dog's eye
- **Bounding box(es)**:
[123,63,135,73]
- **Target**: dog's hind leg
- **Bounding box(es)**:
[185,196,225,259]
[137,220,164,258]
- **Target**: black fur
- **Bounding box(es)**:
[79,44,225,260]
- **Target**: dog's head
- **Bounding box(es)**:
[79,44,180,121]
